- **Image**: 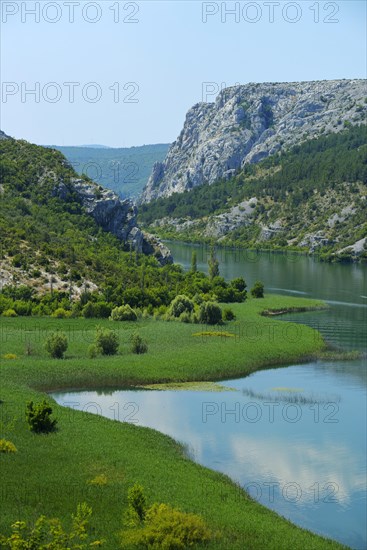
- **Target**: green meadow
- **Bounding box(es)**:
[0,295,347,549]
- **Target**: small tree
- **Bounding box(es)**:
[191,251,197,273]
[168,295,194,318]
[26,400,57,433]
[110,304,137,322]
[199,302,222,325]
[45,331,68,359]
[95,326,119,355]
[231,277,247,292]
[127,483,147,523]
[208,246,219,280]
[251,281,264,298]
[130,333,148,354]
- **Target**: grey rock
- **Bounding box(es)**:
[141,79,367,203]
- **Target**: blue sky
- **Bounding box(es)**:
[1,0,366,146]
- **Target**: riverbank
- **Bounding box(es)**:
[0,296,347,549]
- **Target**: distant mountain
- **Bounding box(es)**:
[142,79,366,203]
[51,143,170,199]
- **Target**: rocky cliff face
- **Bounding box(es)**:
[141,79,366,202]
[54,178,173,265]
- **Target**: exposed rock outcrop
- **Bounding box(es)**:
[54,178,173,265]
[142,79,366,202]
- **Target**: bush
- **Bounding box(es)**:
[251,281,265,298]
[199,302,222,325]
[0,439,17,453]
[88,345,98,359]
[0,503,101,548]
[168,295,194,318]
[95,327,119,356]
[122,503,212,549]
[110,304,137,322]
[26,400,57,433]
[130,333,148,355]
[127,483,147,524]
[179,311,192,323]
[2,353,17,360]
[223,308,235,321]
[2,309,17,317]
[45,331,68,359]
[51,307,69,318]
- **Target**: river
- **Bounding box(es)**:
[52,243,367,549]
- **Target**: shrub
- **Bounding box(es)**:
[0,439,17,453]
[130,333,148,355]
[199,302,222,325]
[179,311,192,323]
[51,307,69,318]
[223,308,236,321]
[82,301,95,318]
[168,295,194,318]
[122,503,211,549]
[45,331,68,359]
[2,309,17,317]
[26,400,57,434]
[95,327,119,356]
[127,483,147,524]
[251,281,265,298]
[0,503,102,548]
[88,344,98,359]
[110,304,137,322]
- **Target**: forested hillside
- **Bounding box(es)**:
[139,125,367,261]
[0,138,245,316]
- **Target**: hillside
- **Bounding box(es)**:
[0,136,176,305]
[139,125,367,261]
[141,79,366,203]
[52,143,170,199]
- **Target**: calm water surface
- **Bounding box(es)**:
[52,244,367,549]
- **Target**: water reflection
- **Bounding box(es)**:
[52,363,367,549]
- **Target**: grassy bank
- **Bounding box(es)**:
[0,296,347,549]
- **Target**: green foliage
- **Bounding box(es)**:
[0,503,103,549]
[26,400,57,434]
[2,309,17,318]
[110,304,138,322]
[88,345,98,359]
[45,331,68,359]
[0,439,17,453]
[208,247,219,280]
[130,333,148,354]
[95,326,119,355]
[168,295,194,318]
[251,281,265,298]
[230,277,247,293]
[191,251,197,273]
[121,502,212,549]
[139,126,367,259]
[199,302,222,325]
[127,483,147,524]
[222,308,236,321]
[52,307,70,318]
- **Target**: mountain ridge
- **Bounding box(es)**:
[141,79,366,203]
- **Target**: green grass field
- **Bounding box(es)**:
[0,296,347,549]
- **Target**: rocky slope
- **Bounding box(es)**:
[0,131,172,267]
[141,79,366,202]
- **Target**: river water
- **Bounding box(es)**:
[52,243,367,549]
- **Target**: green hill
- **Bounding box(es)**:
[0,137,246,316]
[139,125,367,261]
[51,143,170,199]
